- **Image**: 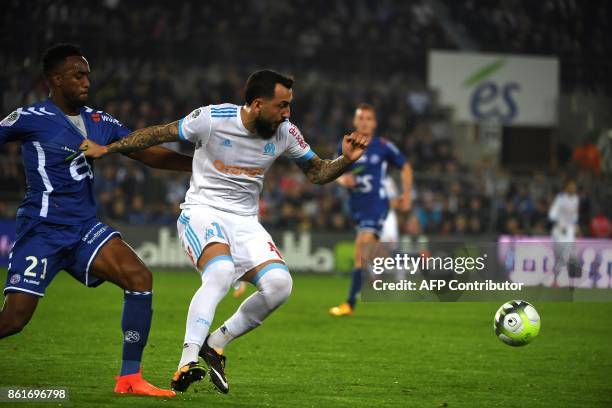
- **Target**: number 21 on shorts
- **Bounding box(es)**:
[24,256,48,280]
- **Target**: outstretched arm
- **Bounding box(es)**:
[125,146,192,172]
[296,155,355,185]
[80,121,180,159]
[295,132,369,185]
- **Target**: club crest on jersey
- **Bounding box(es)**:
[263,142,276,155]
[370,154,380,164]
[221,139,232,147]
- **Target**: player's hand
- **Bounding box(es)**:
[79,140,109,159]
[342,132,369,162]
[399,192,412,212]
[337,173,356,188]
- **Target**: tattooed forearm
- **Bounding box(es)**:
[297,155,354,185]
[107,121,180,154]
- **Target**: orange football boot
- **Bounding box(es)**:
[233,282,247,298]
[114,370,176,397]
[329,302,353,316]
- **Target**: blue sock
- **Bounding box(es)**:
[347,268,363,308]
[120,290,152,376]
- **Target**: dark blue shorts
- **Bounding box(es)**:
[351,206,389,236]
[4,217,120,297]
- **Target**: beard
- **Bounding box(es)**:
[69,92,88,109]
[254,113,280,139]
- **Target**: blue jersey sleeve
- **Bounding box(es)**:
[0,109,26,144]
[106,115,131,143]
[382,139,406,168]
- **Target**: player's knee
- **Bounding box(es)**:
[200,257,235,294]
[0,312,28,337]
[260,268,293,306]
[121,264,152,292]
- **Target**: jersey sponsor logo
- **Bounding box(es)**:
[101,114,122,126]
[263,142,276,155]
[213,160,264,178]
[288,125,308,149]
[1,110,20,127]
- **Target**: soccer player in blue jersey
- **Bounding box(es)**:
[329,103,413,316]
[0,44,192,397]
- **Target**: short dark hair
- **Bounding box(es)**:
[244,70,294,104]
[42,43,83,78]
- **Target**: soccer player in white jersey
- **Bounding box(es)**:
[549,179,580,280]
[80,70,369,394]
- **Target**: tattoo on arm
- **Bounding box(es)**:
[107,121,180,154]
[296,155,353,185]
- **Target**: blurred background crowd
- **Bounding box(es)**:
[1,0,611,238]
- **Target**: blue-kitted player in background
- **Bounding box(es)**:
[0,44,193,397]
[329,104,413,316]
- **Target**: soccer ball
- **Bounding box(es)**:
[493,300,540,346]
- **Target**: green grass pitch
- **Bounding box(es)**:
[1,269,611,407]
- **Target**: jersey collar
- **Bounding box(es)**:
[42,99,89,140]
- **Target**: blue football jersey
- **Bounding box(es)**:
[0,99,130,225]
[338,137,406,213]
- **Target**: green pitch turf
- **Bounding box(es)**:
[1,269,611,407]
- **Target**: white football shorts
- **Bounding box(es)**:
[177,205,284,279]
[380,209,399,244]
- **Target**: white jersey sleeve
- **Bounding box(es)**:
[178,106,212,144]
[280,121,315,162]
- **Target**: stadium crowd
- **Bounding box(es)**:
[1,0,610,237]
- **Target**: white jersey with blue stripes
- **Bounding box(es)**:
[178,103,314,216]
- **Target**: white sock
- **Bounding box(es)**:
[208,264,292,350]
[178,256,234,369]
[178,343,200,369]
